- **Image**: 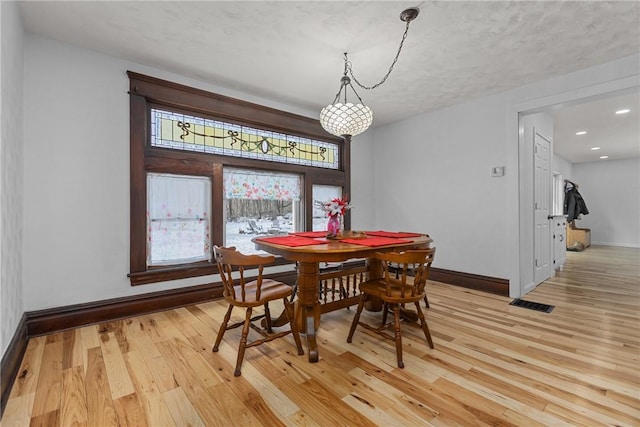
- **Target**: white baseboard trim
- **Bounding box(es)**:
[591,242,640,248]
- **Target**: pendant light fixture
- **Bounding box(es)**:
[319,7,420,138]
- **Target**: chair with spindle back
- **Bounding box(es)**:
[213,246,304,376]
[347,248,436,368]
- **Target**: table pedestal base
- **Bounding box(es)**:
[297,261,322,362]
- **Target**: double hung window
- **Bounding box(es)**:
[224,169,301,255]
[147,173,212,265]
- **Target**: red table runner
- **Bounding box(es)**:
[365,231,423,238]
[340,236,413,247]
[255,235,326,247]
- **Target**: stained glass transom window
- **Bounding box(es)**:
[151,109,339,169]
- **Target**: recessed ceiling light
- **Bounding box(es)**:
[615,109,630,115]
[591,147,601,150]
[576,131,587,135]
[600,156,609,159]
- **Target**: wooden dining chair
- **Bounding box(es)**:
[347,248,436,368]
[213,246,304,376]
[389,261,431,308]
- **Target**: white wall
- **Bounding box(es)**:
[22,34,342,312]
[371,54,639,294]
[573,158,640,247]
[552,154,573,181]
[553,143,639,248]
[1,0,25,356]
[350,132,376,231]
[372,95,509,278]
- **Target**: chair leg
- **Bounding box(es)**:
[213,304,233,352]
[289,280,298,302]
[392,304,404,368]
[381,301,389,327]
[423,294,430,308]
[264,303,273,333]
[347,294,366,343]
[284,298,304,355]
[414,301,434,349]
[234,307,253,377]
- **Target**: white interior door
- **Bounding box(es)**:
[533,130,551,285]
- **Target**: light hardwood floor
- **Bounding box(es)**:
[3,245,639,426]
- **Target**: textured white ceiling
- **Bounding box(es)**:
[18,1,640,161]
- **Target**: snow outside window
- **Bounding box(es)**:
[147,173,211,266]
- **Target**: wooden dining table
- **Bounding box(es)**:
[253,232,433,362]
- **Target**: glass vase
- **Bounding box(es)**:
[327,215,341,237]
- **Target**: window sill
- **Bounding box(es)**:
[128,257,294,286]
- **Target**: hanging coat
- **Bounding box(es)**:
[564,183,589,222]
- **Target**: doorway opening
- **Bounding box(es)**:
[512,77,639,298]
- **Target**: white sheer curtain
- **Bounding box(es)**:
[223,168,301,201]
[147,173,211,266]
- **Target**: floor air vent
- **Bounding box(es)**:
[509,298,555,313]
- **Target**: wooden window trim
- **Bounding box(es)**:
[128,72,349,285]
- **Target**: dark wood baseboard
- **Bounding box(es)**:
[25,270,299,338]
[1,313,28,417]
[429,267,509,295]
[26,283,222,337]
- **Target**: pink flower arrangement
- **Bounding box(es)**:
[315,197,351,218]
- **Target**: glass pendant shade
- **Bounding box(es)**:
[320,102,373,137]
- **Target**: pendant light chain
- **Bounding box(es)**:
[346,20,412,91]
